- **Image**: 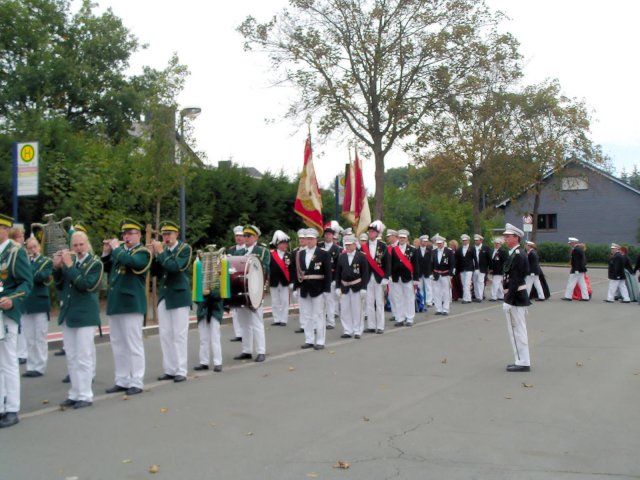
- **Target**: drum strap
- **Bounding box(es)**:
[270,250,290,283]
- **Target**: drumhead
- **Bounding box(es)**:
[244,255,265,309]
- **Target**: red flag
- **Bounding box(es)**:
[294,135,323,232]
[341,150,371,235]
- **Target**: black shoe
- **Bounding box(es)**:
[105,385,128,394]
[0,412,19,428]
[376,329,383,334]
[580,298,590,302]
[562,297,572,301]
[254,354,265,362]
[535,298,545,302]
[461,301,471,304]
[294,328,304,333]
[313,344,325,350]
[405,322,413,327]
[394,321,404,327]
[622,300,631,303]
[234,353,252,360]
[194,364,209,371]
[60,398,77,408]
[271,322,282,326]
[73,400,92,409]
[604,300,614,303]
[229,337,242,342]
[157,374,175,381]
[506,365,530,372]
[340,334,352,339]
[435,312,443,315]
[213,365,222,372]
[300,343,314,349]
[54,349,66,356]
[22,370,43,378]
[365,328,376,333]
[489,299,497,302]
[126,387,143,395]
[173,375,187,383]
[18,358,26,365]
[354,334,361,339]
[326,325,335,330]
[472,299,482,303]
[442,312,449,316]
[62,375,70,383]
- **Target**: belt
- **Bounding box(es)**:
[303,274,325,280]
[341,278,362,287]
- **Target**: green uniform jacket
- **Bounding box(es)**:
[152,241,192,309]
[196,286,224,324]
[0,241,33,324]
[23,255,53,315]
[102,244,151,315]
[54,254,103,328]
[244,244,270,275]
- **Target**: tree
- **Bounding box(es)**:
[411,28,521,233]
[507,80,598,242]
[238,0,509,219]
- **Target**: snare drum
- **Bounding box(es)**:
[226,256,264,310]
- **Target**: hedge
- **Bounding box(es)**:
[536,242,640,264]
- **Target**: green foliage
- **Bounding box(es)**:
[537,243,640,264]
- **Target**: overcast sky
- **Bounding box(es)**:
[92,0,640,191]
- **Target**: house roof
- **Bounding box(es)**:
[496,158,640,208]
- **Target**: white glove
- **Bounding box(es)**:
[429,275,434,280]
[288,283,294,290]
[359,290,367,299]
[381,278,389,286]
[335,288,342,297]
[502,302,511,312]
[292,289,299,300]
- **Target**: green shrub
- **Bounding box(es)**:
[537,242,640,265]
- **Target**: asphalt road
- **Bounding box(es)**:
[2,266,639,480]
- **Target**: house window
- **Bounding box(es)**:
[561,176,588,191]
[537,214,557,231]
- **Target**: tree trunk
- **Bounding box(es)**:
[471,180,482,234]
[373,137,386,220]
[530,185,542,244]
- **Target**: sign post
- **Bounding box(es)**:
[522,214,533,241]
[12,141,39,221]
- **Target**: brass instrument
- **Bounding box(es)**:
[31,214,73,258]
[198,245,226,294]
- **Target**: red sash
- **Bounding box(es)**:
[360,243,386,279]
[393,245,414,274]
[270,250,290,283]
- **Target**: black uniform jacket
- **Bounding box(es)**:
[456,245,476,272]
[608,252,626,280]
[335,251,369,293]
[527,249,541,276]
[570,246,587,273]
[269,249,292,287]
[318,241,341,281]
[390,244,420,282]
[475,244,492,274]
[360,239,390,283]
[293,247,332,298]
[416,246,433,278]
[503,247,531,307]
[431,247,455,278]
[489,248,508,275]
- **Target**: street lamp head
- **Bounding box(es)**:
[180,106,202,119]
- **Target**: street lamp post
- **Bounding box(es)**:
[178,106,201,242]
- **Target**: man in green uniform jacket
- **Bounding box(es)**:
[101,219,151,396]
[0,213,33,428]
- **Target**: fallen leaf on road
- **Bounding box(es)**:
[329,350,336,354]
[263,373,269,377]
[246,432,254,436]
[210,422,216,427]
[441,357,448,364]
[576,362,583,367]
[42,400,49,405]
[333,461,350,469]
[363,416,370,422]
[160,408,168,413]
[122,395,129,401]
[149,464,160,474]
[504,395,512,399]
[522,383,533,388]
[288,366,295,371]
[306,474,318,478]
[122,459,132,464]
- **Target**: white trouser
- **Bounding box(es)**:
[270,284,290,324]
[108,313,145,389]
[63,325,95,402]
[395,280,416,323]
[22,312,49,373]
[504,303,530,366]
[339,291,363,336]
[231,309,242,338]
[417,276,430,310]
[198,319,222,367]
[565,272,589,299]
[461,271,473,302]
[491,274,504,300]
[472,270,486,300]
[237,306,265,355]
[300,295,326,345]
[16,326,27,359]
[158,301,189,377]
[433,276,451,313]
[388,281,399,317]
[0,318,20,413]
[608,280,630,302]
[526,274,545,299]
[366,279,386,331]
[324,281,337,326]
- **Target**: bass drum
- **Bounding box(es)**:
[226,255,265,310]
